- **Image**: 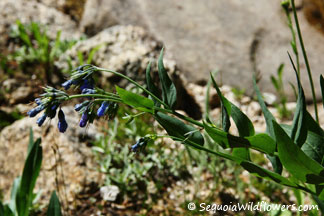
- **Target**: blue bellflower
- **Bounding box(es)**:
[36,113,47,127]
[79,112,89,128]
[27,105,45,117]
[75,101,90,112]
[58,109,68,133]
[131,137,149,153]
[97,101,110,117]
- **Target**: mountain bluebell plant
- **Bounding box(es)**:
[27,0,324,211]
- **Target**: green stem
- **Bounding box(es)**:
[291,0,319,123]
[96,67,169,108]
[284,5,300,76]
[68,94,121,102]
[154,106,204,128]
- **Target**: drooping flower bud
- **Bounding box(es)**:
[79,112,89,128]
[62,79,74,90]
[131,137,149,153]
[36,113,47,127]
[74,101,90,112]
[97,101,110,117]
[27,105,45,117]
[58,109,68,133]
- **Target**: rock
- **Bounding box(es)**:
[0,106,103,208]
[8,86,33,104]
[80,0,324,101]
[56,25,161,81]
[56,25,203,119]
[0,0,79,44]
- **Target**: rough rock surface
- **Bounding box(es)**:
[56,25,162,81]
[80,0,324,100]
[0,0,79,43]
[56,25,203,119]
[0,106,103,207]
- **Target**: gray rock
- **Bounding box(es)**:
[56,25,203,119]
[0,0,79,42]
[56,25,162,81]
[80,0,324,101]
[0,106,103,207]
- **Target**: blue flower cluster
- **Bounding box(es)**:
[28,65,119,133]
[62,65,95,91]
[27,87,69,131]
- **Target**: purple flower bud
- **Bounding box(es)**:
[81,88,96,95]
[62,79,73,90]
[97,101,110,117]
[36,113,47,127]
[58,109,68,133]
[74,101,90,112]
[27,105,45,117]
[79,112,89,128]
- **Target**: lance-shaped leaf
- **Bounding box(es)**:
[253,76,282,174]
[158,48,177,109]
[16,137,42,216]
[281,124,324,165]
[47,191,62,216]
[306,111,324,137]
[274,121,324,184]
[288,53,307,147]
[184,135,297,188]
[155,112,204,146]
[204,122,275,155]
[210,73,231,132]
[211,74,254,160]
[145,61,161,106]
[116,86,154,113]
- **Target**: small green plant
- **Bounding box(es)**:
[7,21,77,82]
[231,87,246,101]
[0,129,62,216]
[270,64,292,119]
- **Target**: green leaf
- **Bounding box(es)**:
[253,76,283,174]
[116,86,154,113]
[16,21,32,47]
[321,75,324,110]
[0,201,3,216]
[2,204,14,216]
[8,177,21,214]
[16,138,42,216]
[274,121,324,184]
[87,45,101,64]
[289,56,307,147]
[281,123,324,165]
[204,122,275,155]
[306,111,324,137]
[210,73,231,131]
[271,76,279,91]
[211,74,255,160]
[155,112,204,146]
[27,128,34,155]
[145,61,161,106]
[157,48,177,109]
[47,191,62,216]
